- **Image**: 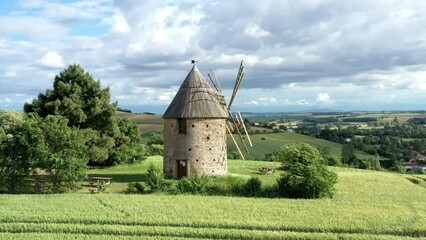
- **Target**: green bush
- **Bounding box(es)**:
[390,161,406,173]
[149,144,164,156]
[97,181,108,193]
[243,177,262,197]
[145,164,167,192]
[326,156,341,166]
[127,182,146,193]
[276,143,338,199]
[177,175,211,194]
[205,176,245,196]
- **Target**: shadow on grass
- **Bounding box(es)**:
[88,173,147,183]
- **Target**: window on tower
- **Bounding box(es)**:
[178,118,187,134]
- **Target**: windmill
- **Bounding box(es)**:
[206,61,253,160]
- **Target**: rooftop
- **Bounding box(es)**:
[162,65,229,119]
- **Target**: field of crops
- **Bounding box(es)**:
[116,112,164,134]
[1,157,426,239]
[230,132,374,160]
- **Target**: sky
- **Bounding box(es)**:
[1,0,426,113]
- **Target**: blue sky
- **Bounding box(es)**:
[1,0,426,113]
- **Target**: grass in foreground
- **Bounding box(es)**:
[0,157,425,239]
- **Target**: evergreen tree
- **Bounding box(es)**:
[24,64,146,165]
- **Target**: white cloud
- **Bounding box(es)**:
[296,99,310,105]
[3,72,17,77]
[244,24,271,38]
[157,91,177,102]
[245,100,259,105]
[106,12,131,33]
[131,87,156,95]
[39,52,64,68]
[0,15,67,39]
[316,93,335,104]
[262,56,284,66]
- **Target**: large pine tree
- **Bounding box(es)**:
[24,64,146,166]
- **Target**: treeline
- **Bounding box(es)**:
[0,65,147,193]
[408,118,426,124]
[296,124,426,163]
[117,107,132,113]
[341,117,377,122]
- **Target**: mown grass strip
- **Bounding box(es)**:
[0,219,424,238]
[0,223,423,240]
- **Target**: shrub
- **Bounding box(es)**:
[243,177,262,197]
[276,143,338,199]
[145,164,167,192]
[326,156,341,166]
[127,182,145,193]
[97,181,108,193]
[177,175,211,194]
[205,176,245,196]
[149,144,164,156]
[390,161,406,173]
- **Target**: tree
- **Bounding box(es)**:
[0,115,43,192]
[0,114,88,193]
[276,143,338,199]
[24,64,146,166]
[341,143,358,166]
[110,118,146,164]
[36,115,88,192]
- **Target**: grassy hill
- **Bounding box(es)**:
[0,156,425,239]
[229,132,375,160]
[116,111,164,134]
[116,112,376,160]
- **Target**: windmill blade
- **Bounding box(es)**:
[229,110,249,154]
[226,122,245,160]
[207,68,222,92]
[234,113,241,125]
[227,60,245,111]
[238,111,253,147]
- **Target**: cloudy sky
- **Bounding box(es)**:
[1,0,426,113]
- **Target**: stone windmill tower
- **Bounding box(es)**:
[162,63,229,178]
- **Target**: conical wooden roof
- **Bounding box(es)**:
[163,65,229,119]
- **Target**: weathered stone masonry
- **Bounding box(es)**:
[163,118,227,178]
[162,65,229,178]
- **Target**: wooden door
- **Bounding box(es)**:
[177,160,188,178]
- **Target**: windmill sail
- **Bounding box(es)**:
[228,61,244,111]
[206,60,252,160]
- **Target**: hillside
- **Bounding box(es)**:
[229,132,375,160]
[116,111,164,134]
[0,156,425,239]
[116,112,377,160]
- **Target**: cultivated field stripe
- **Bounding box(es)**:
[0,219,424,238]
[0,223,424,240]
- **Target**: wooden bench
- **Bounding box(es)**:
[259,167,275,174]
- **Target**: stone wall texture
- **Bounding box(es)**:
[163,118,227,178]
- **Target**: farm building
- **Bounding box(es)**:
[162,64,229,178]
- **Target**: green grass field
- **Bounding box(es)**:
[230,132,375,160]
[117,112,388,161]
[86,156,281,193]
[116,112,163,134]
[0,156,425,239]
